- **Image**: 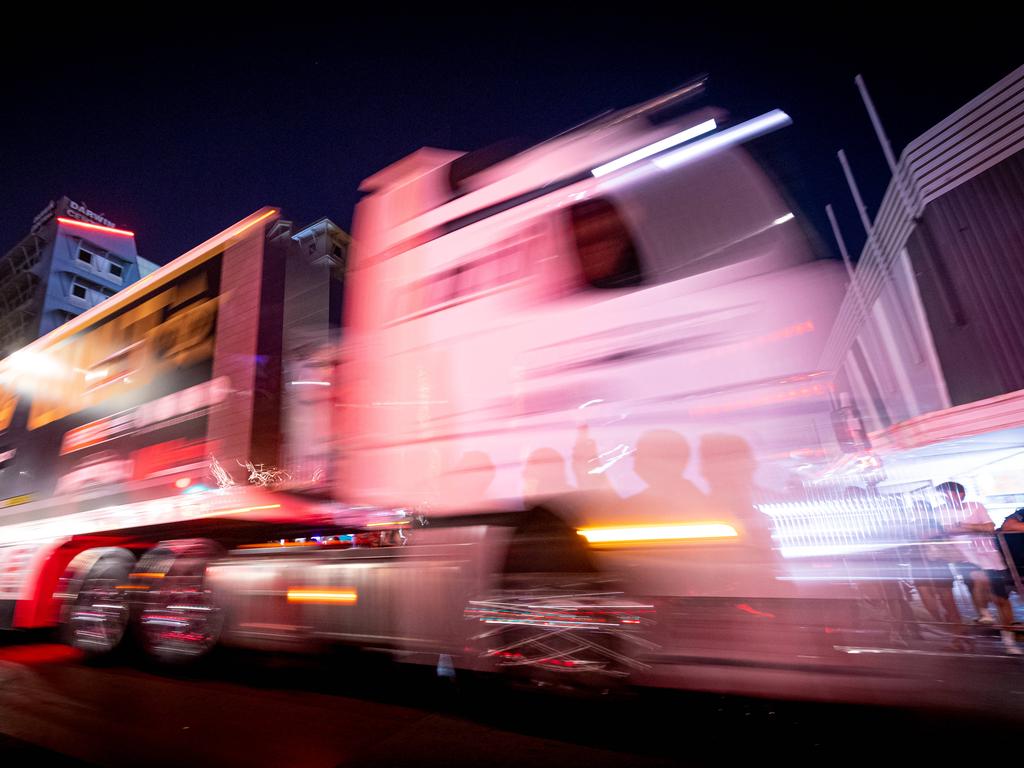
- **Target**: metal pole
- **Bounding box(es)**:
[826,203,869,317]
[837,150,874,242]
[855,73,962,415]
[854,74,922,216]
[826,203,895,410]
[838,150,923,365]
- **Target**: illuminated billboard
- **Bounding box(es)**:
[0,255,224,505]
[0,208,283,513]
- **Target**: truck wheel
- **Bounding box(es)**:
[60,548,137,657]
[466,577,644,697]
[136,540,224,664]
[465,504,648,696]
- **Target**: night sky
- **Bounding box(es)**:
[1,12,1018,266]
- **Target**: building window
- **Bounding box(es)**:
[51,309,79,327]
[108,262,123,279]
[569,198,643,289]
[71,282,88,300]
[77,248,94,265]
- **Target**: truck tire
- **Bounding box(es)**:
[466,504,647,696]
[135,539,225,664]
[59,548,137,657]
[467,578,641,697]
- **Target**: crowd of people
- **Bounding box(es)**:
[432,431,1024,657]
[785,479,1024,656]
[518,436,1024,657]
[902,481,1023,655]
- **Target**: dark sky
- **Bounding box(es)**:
[1,11,1018,266]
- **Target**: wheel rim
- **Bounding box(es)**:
[140,587,222,661]
[467,588,651,693]
[66,576,130,654]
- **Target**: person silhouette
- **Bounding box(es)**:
[623,429,708,521]
[523,447,574,504]
[698,433,774,556]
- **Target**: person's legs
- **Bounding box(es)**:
[965,567,994,621]
[937,585,972,651]
[989,570,1022,655]
[935,582,963,624]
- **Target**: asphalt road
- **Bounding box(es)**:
[0,633,1019,768]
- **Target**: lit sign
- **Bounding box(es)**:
[65,200,116,229]
[131,438,219,482]
[0,489,283,546]
[31,197,117,233]
[27,270,219,430]
[59,377,230,455]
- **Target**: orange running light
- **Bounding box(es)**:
[286,587,358,605]
[577,522,738,544]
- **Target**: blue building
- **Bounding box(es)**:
[0,197,157,357]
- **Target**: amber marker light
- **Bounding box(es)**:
[577,522,739,545]
[286,587,358,605]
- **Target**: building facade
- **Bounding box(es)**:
[821,64,1024,513]
[0,197,158,358]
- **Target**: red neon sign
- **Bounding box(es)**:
[56,217,135,237]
